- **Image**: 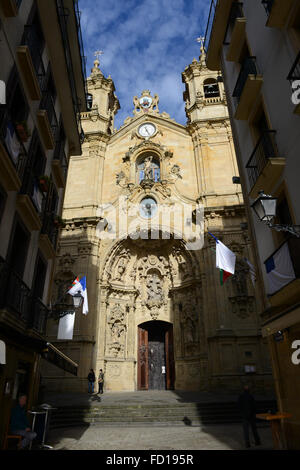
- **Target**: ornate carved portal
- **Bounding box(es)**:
[101,237,202,389]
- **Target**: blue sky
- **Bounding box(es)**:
[79,0,210,130]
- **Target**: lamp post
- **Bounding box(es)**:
[49,292,83,319]
[251,191,300,238]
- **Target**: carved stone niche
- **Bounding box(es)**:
[180,299,200,356]
[106,303,127,357]
[145,268,165,320]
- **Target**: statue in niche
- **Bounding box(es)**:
[232,260,248,296]
[111,321,126,341]
[184,318,195,344]
[114,248,131,281]
[144,156,154,180]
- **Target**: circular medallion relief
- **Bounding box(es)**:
[138,123,156,138]
[139,197,158,219]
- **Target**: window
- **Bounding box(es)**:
[137,154,160,184]
[203,78,220,98]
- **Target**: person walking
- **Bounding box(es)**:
[98,369,104,394]
[87,369,96,394]
[10,394,37,450]
[238,385,261,448]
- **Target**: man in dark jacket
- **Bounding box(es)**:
[238,385,261,448]
[10,394,37,449]
[87,369,96,394]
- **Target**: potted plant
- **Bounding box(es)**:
[38,175,50,192]
[15,120,31,142]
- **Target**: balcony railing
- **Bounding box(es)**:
[53,139,68,183]
[224,2,244,45]
[261,0,275,15]
[0,257,48,335]
[74,0,87,84]
[246,130,278,190]
[20,165,46,215]
[22,24,46,91]
[0,106,28,179]
[232,56,258,104]
[56,0,84,123]
[40,92,59,141]
[41,210,59,249]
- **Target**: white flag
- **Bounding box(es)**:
[244,258,256,286]
[216,240,236,275]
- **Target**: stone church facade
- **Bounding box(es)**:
[42,48,274,393]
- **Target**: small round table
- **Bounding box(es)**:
[28,410,47,450]
[256,412,292,449]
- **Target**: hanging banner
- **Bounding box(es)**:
[57,313,75,340]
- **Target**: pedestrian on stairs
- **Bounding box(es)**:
[87,369,96,394]
[98,369,104,394]
[238,385,261,448]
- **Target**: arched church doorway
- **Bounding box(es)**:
[138,321,175,391]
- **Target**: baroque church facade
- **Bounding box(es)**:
[42,47,274,393]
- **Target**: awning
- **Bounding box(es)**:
[0,340,6,364]
[41,343,78,376]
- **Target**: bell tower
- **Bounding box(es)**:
[182,41,227,124]
[85,54,120,135]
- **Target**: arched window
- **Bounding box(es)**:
[137,154,160,183]
[203,78,220,98]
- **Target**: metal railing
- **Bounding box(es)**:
[246,130,278,190]
[53,139,68,183]
[56,0,85,127]
[40,91,59,141]
[20,165,46,215]
[41,210,59,249]
[224,2,244,45]
[0,257,49,335]
[261,0,274,15]
[74,0,87,84]
[0,106,28,179]
[232,56,258,104]
[22,24,46,91]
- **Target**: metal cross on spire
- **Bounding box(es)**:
[94,50,104,61]
[196,36,205,49]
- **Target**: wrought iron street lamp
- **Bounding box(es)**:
[49,292,83,319]
[251,190,300,238]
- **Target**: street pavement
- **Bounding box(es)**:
[47,423,273,450]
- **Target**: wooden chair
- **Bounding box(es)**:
[3,419,22,450]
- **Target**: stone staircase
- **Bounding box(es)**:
[49,400,277,429]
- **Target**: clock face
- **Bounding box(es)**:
[138,123,156,138]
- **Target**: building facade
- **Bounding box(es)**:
[42,47,274,395]
[0,0,86,448]
[205,0,300,449]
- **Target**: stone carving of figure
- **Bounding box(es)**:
[184,318,195,343]
[115,258,126,281]
[144,156,154,180]
[147,273,163,302]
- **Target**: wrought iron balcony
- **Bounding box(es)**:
[246,130,285,198]
[52,139,68,187]
[56,0,84,119]
[0,106,28,183]
[233,56,258,103]
[0,257,48,335]
[41,210,59,250]
[38,91,59,148]
[224,2,244,45]
[22,24,46,91]
[20,165,46,216]
[204,0,218,56]
[74,0,87,84]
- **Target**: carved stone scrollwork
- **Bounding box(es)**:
[228,296,255,319]
[106,303,127,357]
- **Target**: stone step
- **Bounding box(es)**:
[49,400,276,429]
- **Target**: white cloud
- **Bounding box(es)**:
[79,0,210,128]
